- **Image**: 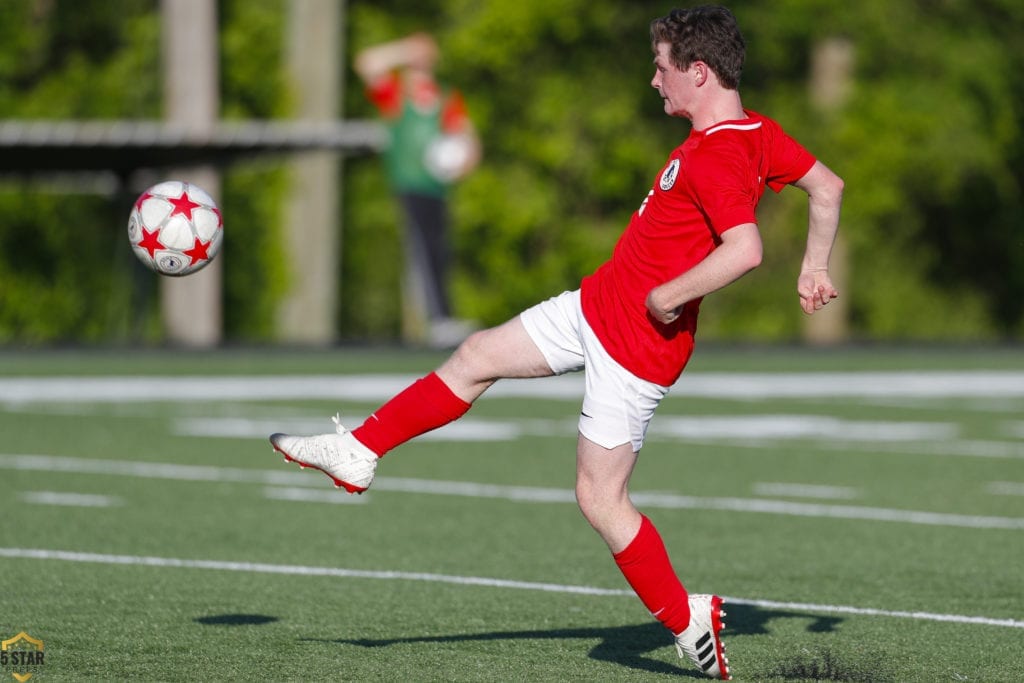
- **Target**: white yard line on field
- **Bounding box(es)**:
[0,547,1021,630]
[987,481,1024,496]
[174,414,959,444]
[3,370,1024,403]
[750,482,860,500]
[264,486,368,504]
[2,453,1023,530]
[171,415,1024,461]
[19,491,122,507]
[173,414,1024,463]
[6,373,1023,459]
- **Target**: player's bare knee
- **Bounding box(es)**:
[437,330,500,397]
[446,330,487,373]
[575,480,614,526]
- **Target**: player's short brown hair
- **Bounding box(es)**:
[650,5,746,90]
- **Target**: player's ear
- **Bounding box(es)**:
[693,61,709,86]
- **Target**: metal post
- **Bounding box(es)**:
[276,0,343,344]
[160,0,222,347]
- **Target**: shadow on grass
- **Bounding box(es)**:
[302,603,841,678]
[305,622,692,677]
[195,613,280,626]
[725,602,843,635]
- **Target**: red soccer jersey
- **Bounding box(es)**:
[365,71,470,133]
[580,110,816,386]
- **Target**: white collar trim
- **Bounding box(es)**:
[705,121,763,136]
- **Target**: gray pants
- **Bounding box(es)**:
[398,192,451,321]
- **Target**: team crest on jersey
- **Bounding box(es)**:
[659,158,680,191]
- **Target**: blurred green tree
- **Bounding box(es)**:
[0,0,289,344]
[0,0,1021,344]
[344,0,1024,342]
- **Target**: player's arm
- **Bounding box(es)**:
[792,160,844,315]
[646,223,763,324]
[354,33,439,86]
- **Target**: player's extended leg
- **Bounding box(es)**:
[350,315,553,457]
[576,435,730,680]
[269,315,553,493]
[436,313,553,401]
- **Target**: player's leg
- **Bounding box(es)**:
[575,436,690,628]
[573,313,729,679]
[416,195,452,320]
[572,335,694,634]
[575,436,729,679]
[269,314,553,492]
[436,313,553,402]
[574,437,642,552]
[352,315,553,457]
[399,193,449,321]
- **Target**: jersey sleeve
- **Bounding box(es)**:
[440,89,471,133]
[688,143,758,237]
[765,126,816,192]
[364,72,402,118]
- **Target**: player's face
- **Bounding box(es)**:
[651,42,695,119]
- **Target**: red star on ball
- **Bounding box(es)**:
[133,191,152,214]
[166,190,202,220]
[137,226,164,258]
[183,237,211,265]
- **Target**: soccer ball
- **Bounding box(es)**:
[424,133,473,183]
[127,180,223,276]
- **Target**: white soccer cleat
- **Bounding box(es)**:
[675,594,731,680]
[269,415,378,494]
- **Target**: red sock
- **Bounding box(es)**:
[352,372,471,457]
[613,515,691,635]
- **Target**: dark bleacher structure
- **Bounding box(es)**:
[0,119,385,178]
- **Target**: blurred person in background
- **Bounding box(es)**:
[355,32,482,348]
[277,7,843,679]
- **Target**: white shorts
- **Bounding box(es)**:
[519,290,670,452]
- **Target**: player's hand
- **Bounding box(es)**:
[797,269,838,315]
[646,288,683,324]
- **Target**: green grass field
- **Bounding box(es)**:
[1,346,1022,682]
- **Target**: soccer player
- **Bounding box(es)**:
[271,6,843,680]
[354,33,482,348]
